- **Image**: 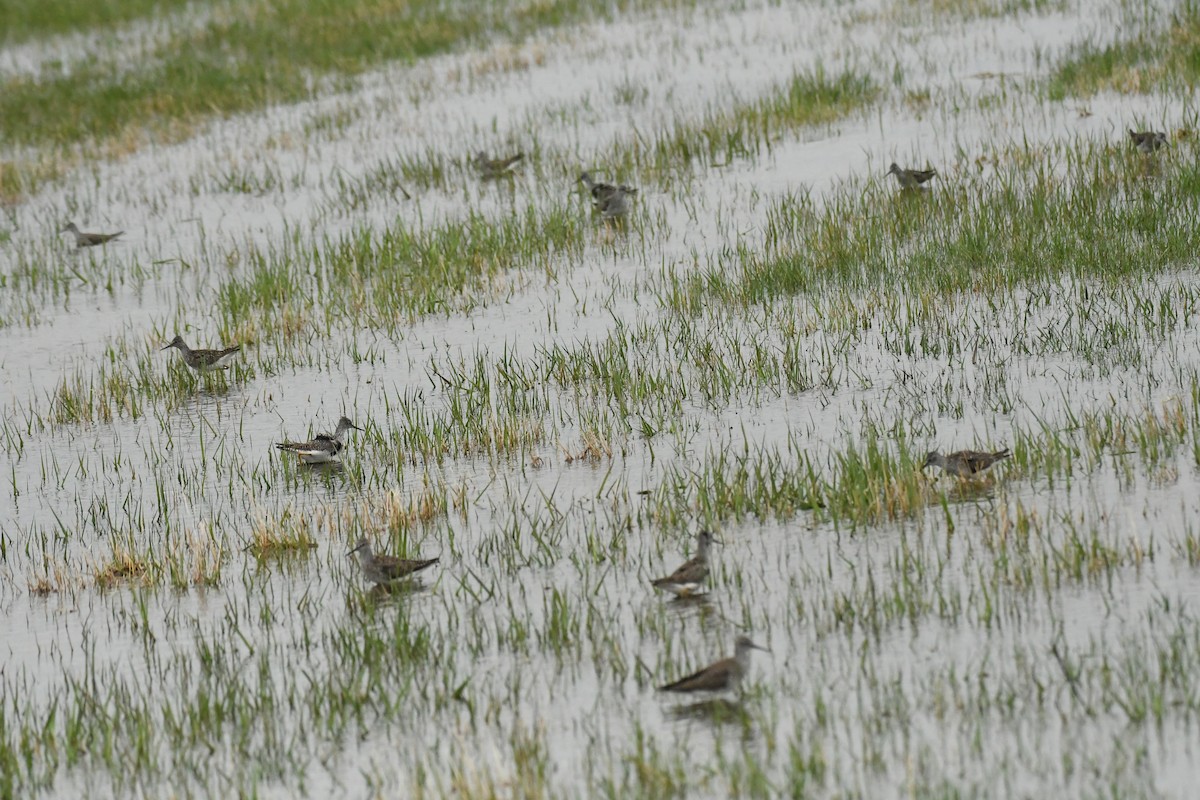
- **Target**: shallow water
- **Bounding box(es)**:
[4,0,1200,796]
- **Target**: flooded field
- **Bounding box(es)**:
[4,0,1200,796]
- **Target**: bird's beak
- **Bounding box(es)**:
[347,542,365,556]
[160,343,172,351]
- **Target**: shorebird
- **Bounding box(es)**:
[651,529,716,597]
[597,186,634,220]
[1128,129,1168,154]
[60,222,123,248]
[578,171,638,207]
[275,416,361,464]
[474,151,524,178]
[659,636,768,695]
[886,163,937,189]
[348,537,439,585]
[922,448,1011,479]
[161,335,241,372]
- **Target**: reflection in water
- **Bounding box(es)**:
[277,457,360,503]
[175,372,246,409]
[1139,155,1163,180]
[348,579,431,611]
[288,460,353,494]
[664,697,749,727]
[297,460,347,478]
[922,470,1002,505]
[666,593,713,612]
[944,476,999,505]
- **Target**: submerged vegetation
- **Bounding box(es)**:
[2,0,1200,796]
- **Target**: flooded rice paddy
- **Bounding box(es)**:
[4,0,1200,796]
